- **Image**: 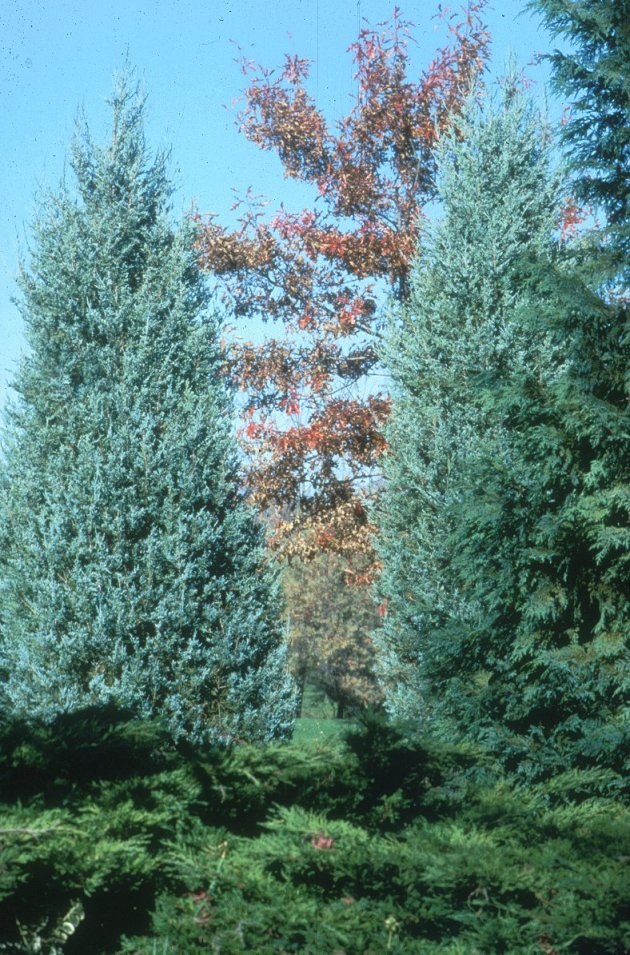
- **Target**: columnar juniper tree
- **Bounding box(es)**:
[443,245,629,778]
[442,1,630,775]
[434,0,630,775]
[0,76,297,744]
[375,81,560,727]
[377,68,629,776]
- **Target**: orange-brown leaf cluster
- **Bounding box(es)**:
[558,195,590,241]
[200,3,490,562]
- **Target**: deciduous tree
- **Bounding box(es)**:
[198,4,489,564]
[283,552,382,718]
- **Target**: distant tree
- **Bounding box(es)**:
[198,4,489,564]
[375,80,560,726]
[0,76,297,744]
[283,552,382,718]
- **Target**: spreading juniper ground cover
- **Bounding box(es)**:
[0,0,628,951]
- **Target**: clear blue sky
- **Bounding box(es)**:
[0,0,559,411]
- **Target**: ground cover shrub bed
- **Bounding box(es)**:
[0,710,628,954]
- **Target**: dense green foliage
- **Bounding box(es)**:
[1,7,627,951]
[376,63,629,775]
[529,0,630,255]
[0,77,296,744]
[445,247,629,776]
[0,711,627,954]
[474,0,630,775]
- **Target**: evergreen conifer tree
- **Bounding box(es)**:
[529,0,629,260]
[443,2,630,774]
[0,75,297,744]
[445,246,629,776]
[377,62,628,776]
[375,81,560,725]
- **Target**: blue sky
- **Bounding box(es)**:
[0,0,559,411]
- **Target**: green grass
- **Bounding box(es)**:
[293,681,358,743]
[292,716,354,744]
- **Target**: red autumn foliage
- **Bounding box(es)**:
[198,3,489,564]
[558,195,590,241]
[311,833,335,850]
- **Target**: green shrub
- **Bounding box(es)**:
[1,711,627,954]
[121,793,629,954]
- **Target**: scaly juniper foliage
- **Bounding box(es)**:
[0,74,296,744]
[442,2,630,776]
[446,243,629,777]
[377,64,629,776]
[0,710,627,954]
[375,80,560,727]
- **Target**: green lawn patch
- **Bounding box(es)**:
[292,716,355,745]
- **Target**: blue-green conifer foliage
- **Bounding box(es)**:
[376,76,628,776]
[0,77,297,743]
[375,82,560,727]
[529,0,629,259]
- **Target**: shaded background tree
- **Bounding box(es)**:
[283,552,382,718]
[0,76,297,744]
